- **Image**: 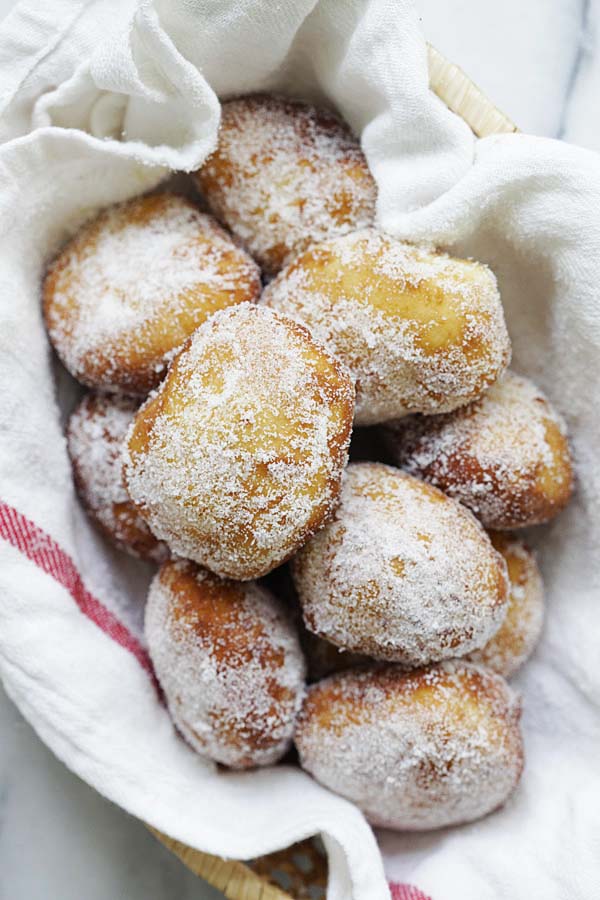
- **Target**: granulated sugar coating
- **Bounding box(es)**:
[146,560,306,769]
[44,193,261,395]
[193,95,376,275]
[295,661,524,831]
[386,371,574,529]
[124,304,355,580]
[468,532,544,678]
[67,393,168,562]
[293,462,509,666]
[262,229,511,425]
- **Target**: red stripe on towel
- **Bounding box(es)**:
[0,500,431,898]
[0,501,155,681]
[389,884,431,900]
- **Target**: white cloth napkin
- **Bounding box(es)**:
[0,3,599,900]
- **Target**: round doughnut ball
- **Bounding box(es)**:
[292,462,509,666]
[44,193,261,395]
[469,532,544,677]
[295,661,524,830]
[193,94,376,275]
[386,371,574,529]
[125,303,355,580]
[67,393,168,562]
[262,229,511,425]
[146,559,306,768]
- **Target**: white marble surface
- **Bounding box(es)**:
[1,1,598,898]
[419,0,600,148]
[0,682,223,900]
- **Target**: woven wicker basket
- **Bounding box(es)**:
[150,43,517,900]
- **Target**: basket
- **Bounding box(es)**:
[150,43,518,900]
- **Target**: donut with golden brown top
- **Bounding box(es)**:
[67,393,168,562]
[146,559,306,768]
[193,95,376,275]
[468,532,544,677]
[262,229,511,425]
[292,462,509,666]
[124,303,355,580]
[385,371,574,529]
[295,661,524,830]
[44,193,261,395]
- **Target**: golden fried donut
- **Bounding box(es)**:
[125,303,354,580]
[67,393,168,562]
[292,462,509,666]
[296,662,523,830]
[146,559,306,768]
[386,371,574,529]
[262,229,511,425]
[193,94,376,275]
[468,532,544,677]
[44,193,261,395]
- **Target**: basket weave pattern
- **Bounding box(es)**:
[152,43,518,900]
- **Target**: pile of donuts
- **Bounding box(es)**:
[44,95,574,832]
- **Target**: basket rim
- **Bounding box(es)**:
[426,44,517,138]
[149,41,518,900]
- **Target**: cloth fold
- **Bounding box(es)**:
[0,2,598,899]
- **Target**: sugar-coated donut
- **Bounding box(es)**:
[469,532,544,677]
[146,559,306,768]
[306,533,544,681]
[124,303,355,580]
[44,193,261,395]
[386,371,574,529]
[193,95,376,275]
[292,462,509,666]
[295,661,524,830]
[262,229,511,425]
[67,393,168,562]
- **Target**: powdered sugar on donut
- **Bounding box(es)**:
[469,533,544,677]
[386,371,573,528]
[262,229,511,425]
[44,193,260,394]
[293,462,509,666]
[295,661,523,830]
[124,303,354,580]
[145,560,306,768]
[67,393,168,562]
[194,95,376,274]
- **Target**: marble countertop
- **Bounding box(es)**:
[0,684,222,900]
[0,0,597,897]
[419,0,598,147]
